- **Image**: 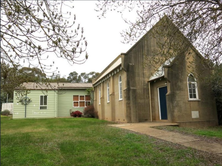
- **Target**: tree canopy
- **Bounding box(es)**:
[1,63,46,102]
[1,0,88,75]
[67,71,100,83]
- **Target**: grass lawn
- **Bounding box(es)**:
[1,117,221,166]
[154,125,222,139]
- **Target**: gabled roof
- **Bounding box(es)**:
[15,82,92,90]
[93,16,207,85]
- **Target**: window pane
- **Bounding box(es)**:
[80,96,84,101]
[40,106,47,109]
[44,96,47,105]
[86,101,90,106]
[191,84,196,89]
[189,89,192,94]
[119,84,122,99]
[193,94,196,98]
[119,76,122,99]
[192,88,196,94]
[73,95,79,101]
[85,95,90,100]
[80,101,85,107]
[188,75,195,82]
[40,96,43,105]
[73,102,78,107]
[189,94,193,98]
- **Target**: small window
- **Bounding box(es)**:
[40,95,47,109]
[73,95,79,107]
[73,95,91,107]
[119,75,122,100]
[187,74,198,100]
[107,82,110,102]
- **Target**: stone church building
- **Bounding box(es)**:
[92,16,218,127]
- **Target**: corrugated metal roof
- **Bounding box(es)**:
[16,82,92,90]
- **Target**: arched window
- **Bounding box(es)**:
[187,74,198,100]
[119,75,123,100]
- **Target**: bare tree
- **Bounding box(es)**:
[96,0,222,64]
[1,0,88,75]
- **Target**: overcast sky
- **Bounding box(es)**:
[55,1,133,78]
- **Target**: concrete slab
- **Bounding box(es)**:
[109,122,222,157]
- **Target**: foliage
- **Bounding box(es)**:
[211,64,222,98]
[83,105,98,118]
[1,0,88,75]
[48,74,69,83]
[18,96,32,105]
[1,110,10,116]
[1,62,46,102]
[67,71,100,83]
[211,64,222,124]
[70,110,82,117]
[67,71,79,82]
[86,87,94,104]
[1,118,222,166]
[86,87,94,94]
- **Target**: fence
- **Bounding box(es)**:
[1,103,14,114]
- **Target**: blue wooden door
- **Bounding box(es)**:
[159,86,168,120]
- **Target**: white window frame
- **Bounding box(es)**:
[119,75,123,100]
[99,87,101,105]
[79,95,85,107]
[107,82,110,103]
[40,95,47,109]
[73,95,79,108]
[187,74,199,100]
[73,95,91,108]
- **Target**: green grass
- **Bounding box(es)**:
[1,117,221,166]
[1,115,10,118]
[154,125,222,139]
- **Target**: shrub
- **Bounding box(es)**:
[70,111,82,117]
[83,105,98,118]
[1,110,10,116]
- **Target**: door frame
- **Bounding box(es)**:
[157,86,168,120]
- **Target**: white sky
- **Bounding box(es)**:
[55,1,133,78]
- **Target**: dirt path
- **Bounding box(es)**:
[109,122,222,157]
